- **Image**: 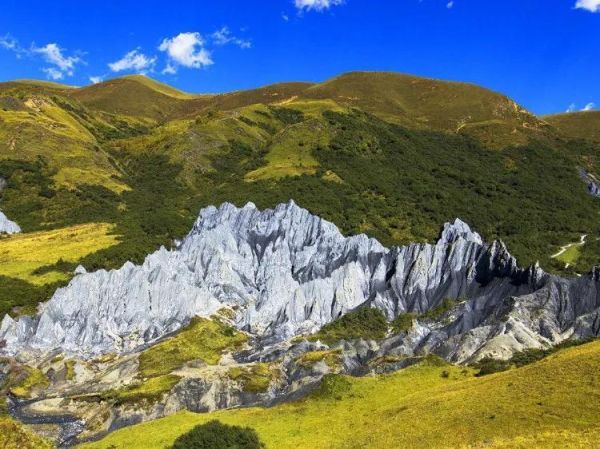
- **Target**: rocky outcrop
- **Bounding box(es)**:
[1,201,599,363]
[578,168,600,197]
[0,210,20,234]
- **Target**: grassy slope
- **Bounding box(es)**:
[545,110,600,143]
[0,223,119,285]
[138,317,247,378]
[0,416,53,449]
[299,71,552,148]
[81,340,600,449]
[0,94,128,193]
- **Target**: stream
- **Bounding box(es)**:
[7,394,85,447]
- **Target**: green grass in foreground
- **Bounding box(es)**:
[80,340,600,449]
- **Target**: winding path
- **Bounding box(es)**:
[551,234,587,259]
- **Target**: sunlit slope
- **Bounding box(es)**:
[0,88,130,193]
[545,110,600,143]
[81,340,600,449]
[0,223,119,285]
[0,223,119,316]
[67,72,553,148]
[69,76,211,121]
[0,416,53,449]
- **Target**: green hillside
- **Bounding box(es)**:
[0,72,599,319]
[80,339,600,449]
[545,110,600,143]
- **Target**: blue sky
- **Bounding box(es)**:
[0,0,599,115]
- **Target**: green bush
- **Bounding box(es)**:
[309,307,388,345]
[170,420,264,449]
[420,298,461,320]
[391,313,416,333]
[474,357,511,377]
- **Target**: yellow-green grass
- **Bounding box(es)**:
[120,75,198,100]
[545,110,600,143]
[81,340,600,449]
[296,349,342,369]
[555,244,582,266]
[0,103,128,193]
[9,366,49,398]
[277,99,345,116]
[0,223,119,285]
[0,416,54,449]
[227,363,277,393]
[138,317,248,378]
[302,71,550,148]
[245,118,328,181]
[105,375,182,405]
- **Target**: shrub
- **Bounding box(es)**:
[170,420,264,449]
[420,298,460,320]
[474,357,511,377]
[391,313,416,333]
[308,307,388,345]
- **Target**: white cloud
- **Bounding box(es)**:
[282,13,290,21]
[211,27,251,49]
[108,49,156,73]
[162,63,177,75]
[43,67,64,80]
[566,102,596,112]
[575,0,600,12]
[158,32,213,74]
[0,35,19,51]
[447,1,455,8]
[1,36,82,79]
[294,0,344,12]
[89,76,103,84]
[32,43,82,79]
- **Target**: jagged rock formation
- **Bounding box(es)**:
[1,201,600,362]
[578,168,600,197]
[0,210,20,234]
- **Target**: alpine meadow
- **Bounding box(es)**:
[1,1,600,448]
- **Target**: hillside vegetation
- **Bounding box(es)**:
[545,110,600,143]
[80,339,600,449]
[0,72,599,318]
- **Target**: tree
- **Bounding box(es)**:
[170,420,264,449]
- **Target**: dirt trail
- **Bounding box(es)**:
[551,234,587,259]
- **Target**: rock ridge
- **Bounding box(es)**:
[1,200,599,362]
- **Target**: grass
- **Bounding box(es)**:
[80,340,600,449]
[0,223,119,285]
[138,317,248,378]
[227,363,276,393]
[104,375,182,405]
[244,117,328,181]
[9,366,49,398]
[553,239,584,266]
[545,110,600,143]
[296,350,342,369]
[0,416,54,449]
